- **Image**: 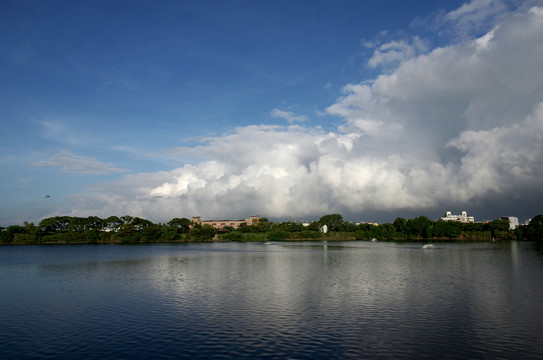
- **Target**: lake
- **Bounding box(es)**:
[1,241,543,359]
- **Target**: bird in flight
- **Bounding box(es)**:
[45,195,50,198]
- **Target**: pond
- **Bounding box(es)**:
[1,241,542,359]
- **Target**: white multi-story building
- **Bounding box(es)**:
[501,216,519,230]
[440,211,475,223]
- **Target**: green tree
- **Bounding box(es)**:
[267,229,289,241]
[525,215,543,241]
[190,225,217,241]
[85,216,105,231]
[1,225,25,243]
[140,224,162,242]
[23,221,37,234]
[278,221,305,232]
[253,217,273,232]
[221,231,244,241]
[132,217,154,229]
[433,221,462,239]
[393,217,408,237]
[354,230,367,240]
[485,219,510,238]
[379,223,396,239]
[319,214,344,232]
[307,221,321,231]
[106,216,123,229]
[407,216,434,239]
[341,221,358,232]
[296,230,322,239]
[355,223,379,239]
[85,229,100,243]
[120,215,134,224]
[168,218,192,232]
[161,225,183,241]
[39,216,70,234]
[116,222,139,241]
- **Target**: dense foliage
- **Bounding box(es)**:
[0,213,540,244]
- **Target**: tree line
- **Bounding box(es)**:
[1,213,542,244]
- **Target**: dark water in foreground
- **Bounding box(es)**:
[1,241,543,359]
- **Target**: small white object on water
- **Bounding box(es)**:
[422,244,435,249]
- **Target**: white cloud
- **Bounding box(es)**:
[32,151,129,175]
[327,3,543,205]
[445,0,509,38]
[447,102,543,194]
[271,109,308,123]
[447,0,507,23]
[367,36,428,68]
[55,3,543,223]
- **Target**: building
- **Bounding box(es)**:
[440,211,475,223]
[357,222,379,226]
[191,215,259,230]
[501,216,519,230]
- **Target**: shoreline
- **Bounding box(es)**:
[0,237,515,246]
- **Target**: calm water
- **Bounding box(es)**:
[1,241,543,359]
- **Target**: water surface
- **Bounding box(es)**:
[1,241,542,359]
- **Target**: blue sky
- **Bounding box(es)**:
[2,0,543,226]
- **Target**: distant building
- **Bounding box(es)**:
[501,216,519,230]
[191,215,259,230]
[357,222,379,226]
[440,211,475,223]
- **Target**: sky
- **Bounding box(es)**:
[1,0,543,226]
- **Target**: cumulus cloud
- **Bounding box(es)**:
[32,151,129,175]
[62,3,543,222]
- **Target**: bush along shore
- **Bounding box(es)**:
[1,214,542,244]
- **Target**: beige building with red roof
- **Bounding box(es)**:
[191,215,259,229]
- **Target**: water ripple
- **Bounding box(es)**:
[1,242,543,359]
